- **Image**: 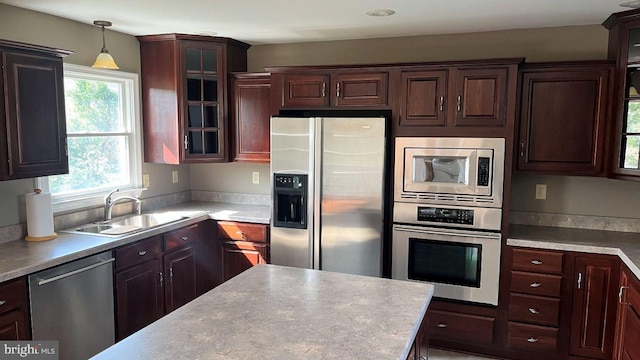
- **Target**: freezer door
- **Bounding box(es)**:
[319,117,385,277]
[270,117,314,269]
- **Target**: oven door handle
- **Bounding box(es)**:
[393,225,501,240]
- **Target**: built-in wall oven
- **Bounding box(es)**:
[392,137,506,306]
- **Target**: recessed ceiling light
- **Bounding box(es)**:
[620,0,640,8]
[366,9,396,17]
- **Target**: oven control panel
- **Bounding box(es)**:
[417,206,474,225]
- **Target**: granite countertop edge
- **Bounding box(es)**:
[508,224,640,280]
[0,201,270,283]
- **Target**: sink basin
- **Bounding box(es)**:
[62,213,187,237]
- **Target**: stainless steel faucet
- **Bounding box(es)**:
[104,189,142,221]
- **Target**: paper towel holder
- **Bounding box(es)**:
[25,188,57,242]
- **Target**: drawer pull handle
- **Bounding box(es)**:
[530,282,542,288]
[436,323,447,328]
[181,236,189,241]
[0,300,5,306]
[619,286,630,305]
[236,231,247,240]
[527,337,538,343]
[528,308,540,314]
[138,250,147,256]
[531,260,543,265]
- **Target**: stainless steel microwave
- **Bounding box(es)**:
[394,137,505,208]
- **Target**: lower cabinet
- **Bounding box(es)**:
[218,221,269,281]
[0,277,30,340]
[428,310,495,346]
[163,247,196,313]
[614,264,640,360]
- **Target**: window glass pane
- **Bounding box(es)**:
[188,105,202,128]
[64,78,123,133]
[187,76,201,101]
[203,50,217,72]
[203,105,217,127]
[626,101,640,133]
[189,131,203,154]
[186,48,201,71]
[622,135,640,169]
[49,136,128,194]
[203,77,217,101]
[204,131,218,154]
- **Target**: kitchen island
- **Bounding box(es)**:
[92,264,433,360]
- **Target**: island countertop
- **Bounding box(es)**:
[92,264,434,360]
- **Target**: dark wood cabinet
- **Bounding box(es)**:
[398,70,448,127]
[517,62,614,175]
[427,310,495,346]
[569,254,620,359]
[137,34,250,164]
[0,277,30,340]
[271,70,389,109]
[114,258,164,340]
[614,264,640,360]
[230,73,271,162]
[218,221,269,281]
[163,247,196,313]
[0,39,71,180]
[453,67,508,127]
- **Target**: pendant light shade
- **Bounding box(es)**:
[92,20,119,69]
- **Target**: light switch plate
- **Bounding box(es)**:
[535,184,547,200]
[143,174,150,188]
[172,171,179,184]
[252,172,260,184]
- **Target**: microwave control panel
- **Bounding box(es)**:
[417,206,474,225]
[477,157,490,187]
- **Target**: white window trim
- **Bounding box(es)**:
[36,63,144,214]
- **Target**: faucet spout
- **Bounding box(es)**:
[104,190,141,221]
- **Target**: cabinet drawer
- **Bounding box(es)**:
[164,224,199,252]
[116,236,162,270]
[218,221,267,243]
[0,278,27,314]
[510,271,562,297]
[512,248,564,274]
[508,293,560,326]
[427,310,494,345]
[507,322,558,353]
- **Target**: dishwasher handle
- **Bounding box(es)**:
[37,258,115,286]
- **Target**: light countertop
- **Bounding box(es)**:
[91,264,434,360]
[508,224,640,280]
[0,201,270,282]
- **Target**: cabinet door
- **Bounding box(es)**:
[164,247,197,313]
[0,311,29,340]
[231,74,271,162]
[517,65,612,174]
[115,259,164,340]
[2,52,67,179]
[570,255,620,359]
[282,74,330,108]
[615,266,640,360]
[332,72,388,107]
[222,241,267,281]
[180,41,226,162]
[452,67,507,127]
[399,70,448,127]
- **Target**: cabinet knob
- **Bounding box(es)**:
[436,323,447,328]
[530,282,542,288]
[531,260,543,265]
[236,230,247,240]
[0,300,5,306]
[527,337,538,343]
[138,250,147,256]
[181,236,189,241]
[528,308,540,314]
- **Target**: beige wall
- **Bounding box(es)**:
[0,4,190,227]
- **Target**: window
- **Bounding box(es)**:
[37,64,142,212]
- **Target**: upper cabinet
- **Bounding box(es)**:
[268,68,389,110]
[137,34,250,164]
[230,73,271,162]
[516,62,614,176]
[604,9,640,180]
[394,59,521,137]
[0,39,71,180]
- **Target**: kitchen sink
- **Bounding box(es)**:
[62,213,188,237]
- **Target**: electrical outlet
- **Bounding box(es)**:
[172,171,179,184]
[252,172,260,184]
[535,184,547,200]
[143,174,150,188]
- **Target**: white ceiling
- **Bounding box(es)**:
[0,0,630,45]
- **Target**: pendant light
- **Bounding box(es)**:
[92,20,119,69]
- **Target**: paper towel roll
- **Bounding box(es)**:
[25,189,57,241]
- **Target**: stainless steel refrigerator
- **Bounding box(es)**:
[270,116,386,277]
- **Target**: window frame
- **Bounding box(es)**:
[36,63,143,213]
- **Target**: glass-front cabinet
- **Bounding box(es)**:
[138,34,250,164]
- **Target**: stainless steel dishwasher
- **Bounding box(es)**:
[28,251,115,360]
